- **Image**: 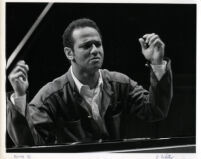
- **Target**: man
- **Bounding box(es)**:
[7,18,173,146]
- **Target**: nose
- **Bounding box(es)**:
[90,44,98,55]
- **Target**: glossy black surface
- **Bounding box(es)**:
[7,136,195,153]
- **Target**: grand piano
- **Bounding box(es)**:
[7,136,195,153]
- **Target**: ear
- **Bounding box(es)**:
[64,47,74,61]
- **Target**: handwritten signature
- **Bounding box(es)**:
[156,154,174,159]
[14,155,31,159]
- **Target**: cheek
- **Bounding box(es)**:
[100,48,104,57]
[100,47,104,53]
[74,51,89,61]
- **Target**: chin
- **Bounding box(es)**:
[89,65,102,72]
[95,63,102,69]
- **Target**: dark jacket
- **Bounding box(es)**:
[7,60,173,146]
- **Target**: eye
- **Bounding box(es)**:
[80,41,102,49]
[94,41,101,47]
[82,43,92,49]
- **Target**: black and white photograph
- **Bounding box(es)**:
[2,1,198,158]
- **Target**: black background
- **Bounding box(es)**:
[6,3,196,146]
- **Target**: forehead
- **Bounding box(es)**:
[72,27,101,43]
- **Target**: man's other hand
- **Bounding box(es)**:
[8,60,29,97]
[139,33,165,65]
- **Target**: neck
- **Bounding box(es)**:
[72,65,100,89]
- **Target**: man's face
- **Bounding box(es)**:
[71,27,104,72]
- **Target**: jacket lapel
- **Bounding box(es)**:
[101,70,114,118]
[66,69,91,114]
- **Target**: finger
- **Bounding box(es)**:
[17,60,25,65]
[16,61,29,72]
[148,34,159,45]
[142,33,153,39]
[138,38,147,50]
[10,71,27,82]
[151,38,165,48]
[9,69,27,83]
[13,77,27,88]
[14,77,25,84]
[143,33,155,43]
[16,63,29,72]
[145,33,156,44]
[18,76,28,83]
[11,65,28,77]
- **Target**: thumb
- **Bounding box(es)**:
[138,38,146,50]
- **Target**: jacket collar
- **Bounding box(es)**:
[70,66,103,93]
[66,67,114,117]
[66,67,113,96]
[101,69,113,96]
[99,69,114,117]
[66,67,78,93]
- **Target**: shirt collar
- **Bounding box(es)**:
[70,66,103,93]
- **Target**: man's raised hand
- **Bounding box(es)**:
[139,33,165,65]
[8,60,29,97]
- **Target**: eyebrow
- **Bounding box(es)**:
[80,40,102,46]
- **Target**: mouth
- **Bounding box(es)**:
[90,57,101,61]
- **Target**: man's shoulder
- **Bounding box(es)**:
[101,69,130,84]
[30,72,69,105]
[45,72,69,92]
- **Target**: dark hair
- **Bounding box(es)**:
[62,18,102,49]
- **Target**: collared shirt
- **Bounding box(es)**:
[70,66,103,120]
[70,67,108,135]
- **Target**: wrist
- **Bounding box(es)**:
[151,58,163,65]
[14,91,26,98]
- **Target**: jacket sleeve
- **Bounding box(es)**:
[6,93,35,146]
[6,93,47,146]
[128,58,173,122]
